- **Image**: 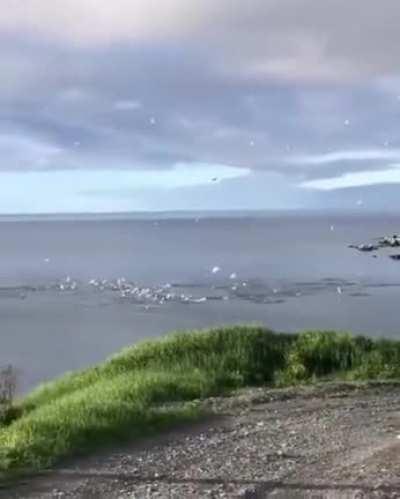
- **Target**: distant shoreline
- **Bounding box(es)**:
[0,208,399,223]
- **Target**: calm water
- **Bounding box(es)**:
[1,212,400,393]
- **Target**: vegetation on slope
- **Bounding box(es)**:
[1,325,400,475]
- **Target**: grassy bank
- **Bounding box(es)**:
[1,325,400,475]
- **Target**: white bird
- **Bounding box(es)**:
[211,266,221,274]
[337,286,342,295]
[229,272,237,280]
[191,297,207,303]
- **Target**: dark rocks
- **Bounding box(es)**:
[348,244,378,252]
[348,233,400,260]
[378,235,400,248]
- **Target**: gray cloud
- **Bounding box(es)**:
[2,1,400,80]
[1,1,400,210]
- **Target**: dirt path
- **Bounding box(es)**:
[2,382,400,498]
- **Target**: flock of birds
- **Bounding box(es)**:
[88,277,221,305]
[52,271,240,306]
[50,272,353,306]
[47,231,400,306]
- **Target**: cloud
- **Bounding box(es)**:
[288,149,400,166]
[0,134,63,169]
[301,165,400,190]
[2,1,400,81]
[2,1,400,211]
[0,33,397,180]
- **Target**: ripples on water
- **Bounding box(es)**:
[2,274,399,306]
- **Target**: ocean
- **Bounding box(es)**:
[1,211,400,393]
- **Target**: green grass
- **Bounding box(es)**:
[1,325,400,475]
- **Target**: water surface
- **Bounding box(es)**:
[1,212,400,392]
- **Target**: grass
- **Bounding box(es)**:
[1,325,400,475]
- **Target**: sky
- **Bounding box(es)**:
[1,0,400,213]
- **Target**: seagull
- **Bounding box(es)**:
[211,266,221,274]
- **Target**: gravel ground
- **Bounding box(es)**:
[2,382,400,498]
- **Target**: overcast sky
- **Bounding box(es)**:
[1,0,400,213]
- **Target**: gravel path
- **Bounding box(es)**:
[2,382,400,498]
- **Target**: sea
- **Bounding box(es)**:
[1,211,400,393]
